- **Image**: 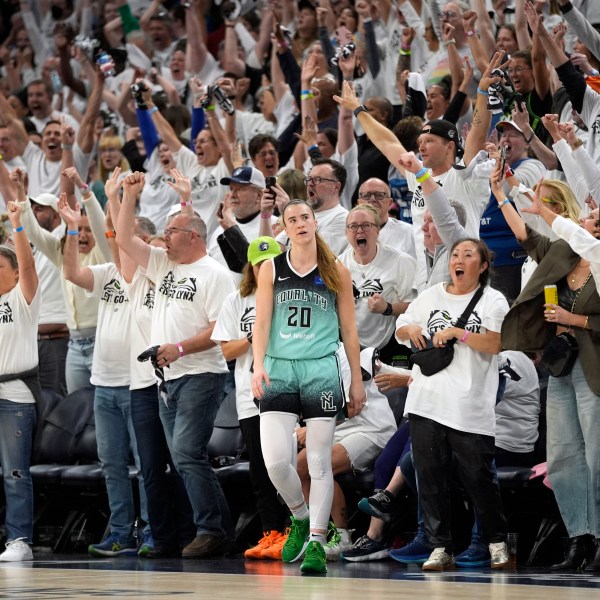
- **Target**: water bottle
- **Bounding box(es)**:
[50,69,62,94]
[96,51,115,78]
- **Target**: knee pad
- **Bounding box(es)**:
[307,453,328,480]
[266,460,292,483]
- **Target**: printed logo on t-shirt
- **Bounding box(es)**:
[354,278,383,298]
[158,271,197,302]
[321,390,336,412]
[412,178,444,210]
[0,301,13,324]
[192,173,218,190]
[143,286,155,310]
[427,309,482,334]
[149,174,175,190]
[240,307,255,335]
[101,279,129,304]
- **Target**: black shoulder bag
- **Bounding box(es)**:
[411,286,484,377]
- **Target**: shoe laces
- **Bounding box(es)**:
[257,531,280,548]
[429,547,447,560]
[372,490,392,505]
[352,535,371,549]
[325,522,340,547]
[305,541,325,561]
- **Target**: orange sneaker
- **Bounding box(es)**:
[261,530,288,560]
[244,531,282,560]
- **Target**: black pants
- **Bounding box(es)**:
[38,337,68,396]
[239,415,289,532]
[409,413,507,550]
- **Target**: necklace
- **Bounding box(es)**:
[571,259,591,284]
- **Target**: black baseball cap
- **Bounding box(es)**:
[420,119,464,156]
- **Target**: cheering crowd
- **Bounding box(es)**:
[0,0,600,576]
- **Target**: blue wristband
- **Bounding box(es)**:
[415,167,428,179]
[497,198,510,208]
[477,87,489,96]
[12,226,23,233]
[148,106,159,115]
[66,229,79,235]
[308,144,318,152]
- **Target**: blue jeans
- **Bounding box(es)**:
[0,400,36,543]
[160,373,233,538]
[130,385,195,550]
[546,359,600,538]
[94,385,149,539]
[66,336,95,394]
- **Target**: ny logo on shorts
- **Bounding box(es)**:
[321,391,336,412]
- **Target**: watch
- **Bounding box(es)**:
[353,105,369,117]
[383,302,393,316]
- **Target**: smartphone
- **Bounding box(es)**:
[217,202,224,219]
[265,176,277,190]
[499,145,508,176]
[513,93,523,110]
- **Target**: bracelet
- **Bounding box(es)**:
[260,213,273,219]
[176,343,185,358]
[465,30,475,37]
[524,132,534,144]
[476,87,489,96]
[12,226,23,233]
[571,138,584,150]
[504,165,514,178]
[399,48,411,56]
[460,329,471,343]
[415,167,428,179]
[300,93,314,100]
[382,302,393,316]
[584,316,589,330]
[416,170,431,184]
[308,144,318,152]
[66,229,79,236]
[81,183,89,193]
[353,105,369,117]
[443,38,456,46]
[205,104,216,111]
[225,23,235,28]
[497,198,510,208]
[180,200,192,207]
[301,89,312,95]
[148,106,159,115]
[105,230,116,238]
[61,143,73,151]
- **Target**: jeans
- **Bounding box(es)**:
[38,337,68,396]
[66,336,95,394]
[0,400,37,543]
[94,385,148,539]
[409,414,506,550]
[160,373,233,538]
[546,359,600,538]
[130,385,195,550]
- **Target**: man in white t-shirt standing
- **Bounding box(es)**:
[116,172,237,559]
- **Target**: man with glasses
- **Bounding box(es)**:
[357,178,416,258]
[302,158,349,255]
[116,172,237,559]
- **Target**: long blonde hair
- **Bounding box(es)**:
[98,135,130,183]
[535,179,581,224]
[240,262,258,298]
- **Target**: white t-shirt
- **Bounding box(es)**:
[235,111,276,153]
[379,217,416,258]
[338,242,416,349]
[0,284,41,403]
[87,264,131,387]
[396,283,509,436]
[22,141,92,198]
[406,164,489,291]
[273,89,298,139]
[138,146,181,231]
[211,290,258,420]
[126,269,157,391]
[174,147,230,240]
[145,247,236,379]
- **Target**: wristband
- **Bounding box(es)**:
[415,167,428,179]
[148,106,159,115]
[476,87,489,96]
[465,30,475,37]
[300,93,314,100]
[205,104,216,111]
[589,69,600,77]
[66,229,79,235]
[443,38,456,46]
[180,200,192,207]
[105,230,116,238]
[524,132,534,144]
[504,165,514,178]
[176,343,185,358]
[61,143,73,150]
[460,329,470,343]
[382,302,393,316]
[301,89,312,95]
[399,48,411,56]
[225,23,235,28]
[497,198,510,208]
[81,183,89,193]
[353,105,369,117]
[416,170,431,184]
[308,144,318,152]
[12,226,23,233]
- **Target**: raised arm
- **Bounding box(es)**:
[115,172,151,269]
[185,0,208,74]
[6,201,38,304]
[491,161,528,242]
[79,185,112,262]
[141,82,184,153]
[57,194,94,292]
[77,68,104,154]
[514,0,532,50]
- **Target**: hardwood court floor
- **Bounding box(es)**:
[2,555,600,599]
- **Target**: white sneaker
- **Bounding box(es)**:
[489,541,510,568]
[324,524,353,561]
[422,547,455,571]
[0,538,33,562]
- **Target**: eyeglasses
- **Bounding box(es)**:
[506,66,530,75]
[256,150,278,159]
[441,10,457,18]
[346,222,379,232]
[358,191,389,202]
[304,176,338,186]
[163,227,194,237]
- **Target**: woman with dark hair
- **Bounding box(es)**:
[0,201,40,562]
[395,226,510,570]
[251,200,366,574]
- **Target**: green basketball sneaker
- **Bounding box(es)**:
[300,541,327,574]
[281,516,310,562]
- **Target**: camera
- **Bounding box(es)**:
[330,42,355,67]
[137,345,159,363]
[131,81,149,109]
[202,85,235,115]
